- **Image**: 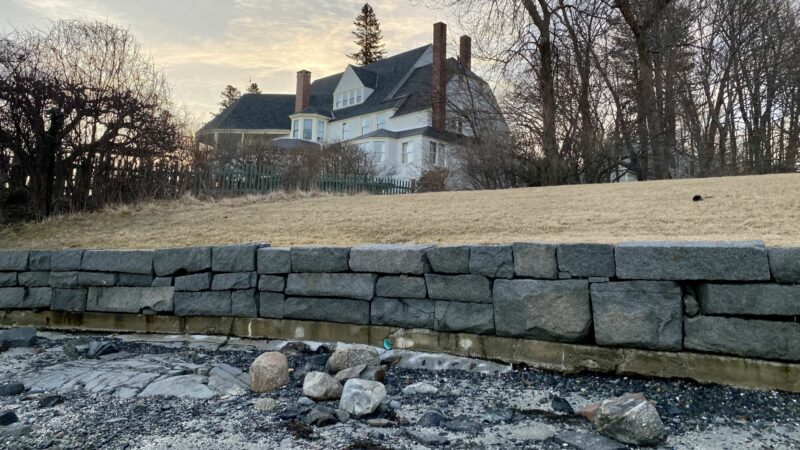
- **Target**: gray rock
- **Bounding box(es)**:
[375,276,427,298]
[254,398,280,412]
[470,245,514,278]
[153,246,212,276]
[558,243,615,277]
[493,279,591,342]
[78,271,117,287]
[211,272,257,290]
[417,409,450,426]
[402,381,438,395]
[302,371,343,400]
[0,327,36,347]
[591,393,666,446]
[616,240,771,281]
[328,344,380,372]
[249,352,289,392]
[349,244,432,274]
[0,288,25,309]
[0,272,16,287]
[231,289,258,317]
[291,247,350,272]
[591,281,682,350]
[44,249,83,271]
[513,242,558,279]
[258,275,285,292]
[683,293,700,317]
[63,337,92,357]
[256,247,291,274]
[174,273,212,291]
[425,274,491,303]
[434,301,494,334]
[684,316,800,361]
[17,271,49,287]
[81,250,153,274]
[286,273,376,300]
[151,277,172,287]
[426,245,471,274]
[0,422,30,438]
[0,383,25,396]
[0,251,27,271]
[483,409,514,424]
[51,288,87,311]
[86,340,118,358]
[49,271,79,288]
[118,274,155,287]
[0,410,19,426]
[333,364,367,383]
[370,297,435,329]
[27,250,50,271]
[444,417,483,434]
[698,283,800,316]
[769,247,800,283]
[174,291,232,316]
[589,276,610,283]
[212,243,264,272]
[258,292,285,318]
[339,379,386,417]
[555,431,626,450]
[87,287,174,313]
[301,406,339,427]
[139,375,216,399]
[25,287,53,308]
[283,297,370,324]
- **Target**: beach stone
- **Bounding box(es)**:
[0,288,25,309]
[590,393,666,446]
[403,381,438,395]
[174,273,212,291]
[0,327,36,348]
[17,271,49,287]
[173,291,231,316]
[339,379,386,417]
[51,288,87,312]
[0,410,19,426]
[258,292,285,318]
[333,364,367,383]
[685,316,800,361]
[425,274,491,303]
[370,297,435,329]
[231,289,258,317]
[256,247,291,274]
[301,406,339,427]
[769,247,800,283]
[286,273,376,300]
[434,301,495,334]
[291,247,350,272]
[328,344,380,372]
[470,245,514,279]
[86,287,174,314]
[349,244,432,274]
[211,272,257,290]
[0,272,16,287]
[375,276,427,298]
[513,242,558,279]
[153,246,211,276]
[302,372,343,400]
[257,275,285,292]
[81,250,153,274]
[283,297,369,324]
[698,283,800,316]
[0,251,28,271]
[555,431,626,450]
[254,398,280,412]
[0,383,24,397]
[558,243,615,277]
[426,245,471,274]
[249,352,289,392]
[212,243,264,272]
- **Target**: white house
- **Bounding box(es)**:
[197,23,504,181]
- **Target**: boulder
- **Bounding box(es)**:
[77,272,117,287]
[349,244,432,274]
[0,410,19,426]
[51,288,87,311]
[283,297,369,324]
[119,274,157,287]
[425,274,492,303]
[249,352,289,392]
[17,272,49,287]
[211,272,257,290]
[426,245,471,274]
[86,287,174,314]
[328,344,380,372]
[557,243,616,277]
[434,301,495,334]
[375,276,427,298]
[302,372,343,400]
[0,327,36,348]
[231,289,258,317]
[0,383,24,396]
[588,393,666,446]
[256,247,291,274]
[0,288,25,309]
[513,242,558,279]
[212,243,264,272]
[49,271,79,288]
[258,292,285,319]
[152,246,212,276]
[339,379,386,417]
[81,250,153,274]
[0,272,16,287]
[470,245,514,279]
[257,275,286,292]
[697,283,800,316]
[684,316,800,361]
[173,291,231,316]
[285,273,376,300]
[290,246,350,272]
[0,251,28,271]
[769,247,800,283]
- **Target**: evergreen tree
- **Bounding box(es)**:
[219,85,241,111]
[246,82,261,94]
[348,3,386,65]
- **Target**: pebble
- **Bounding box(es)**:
[0,383,25,396]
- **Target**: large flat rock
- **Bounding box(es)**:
[557,244,615,278]
[370,297,435,329]
[349,244,432,275]
[425,274,491,303]
[87,287,174,314]
[685,316,800,361]
[290,247,350,272]
[698,283,800,316]
[286,273,376,300]
[153,246,212,276]
[283,297,370,324]
[81,250,153,274]
[434,301,494,334]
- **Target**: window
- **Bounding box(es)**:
[348,91,355,105]
[401,142,413,164]
[376,112,386,130]
[356,89,362,103]
[316,120,325,142]
[361,118,371,136]
[292,119,299,138]
[429,141,447,166]
[372,141,385,162]
[335,94,342,109]
[429,142,438,165]
[438,144,446,166]
[341,122,349,140]
[303,119,313,140]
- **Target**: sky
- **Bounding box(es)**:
[2,0,460,127]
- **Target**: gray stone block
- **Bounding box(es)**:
[0,287,50,309]
[424,274,491,303]
[151,277,173,287]
[0,288,25,309]
[51,289,87,312]
[591,281,682,351]
[426,246,471,274]
[256,247,291,274]
[117,274,155,287]
[0,273,17,287]
[370,297,434,329]
[25,288,53,309]
[49,272,79,288]
[0,251,27,271]
[349,244,432,275]
[375,276,426,298]
[212,243,265,272]
[258,275,286,292]
[615,241,770,281]
[493,279,591,343]
[0,327,36,347]
[512,242,557,279]
[470,245,514,279]
[81,250,153,275]
[211,272,257,290]
[283,297,370,324]
[153,246,212,276]
[78,272,117,287]
[558,243,615,277]
[434,301,494,334]
[258,292,285,318]
[769,247,800,283]
[232,289,258,317]
[291,247,350,272]
[685,316,800,361]
[87,287,174,313]
[174,291,232,316]
[697,283,800,316]
[174,273,212,292]
[286,273,376,301]
[28,251,50,271]
[17,272,50,287]
[29,250,83,271]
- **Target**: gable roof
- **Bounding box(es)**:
[197,94,295,134]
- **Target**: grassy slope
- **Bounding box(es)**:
[2,173,799,249]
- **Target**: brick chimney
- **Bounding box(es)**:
[295,70,311,113]
[432,22,447,132]
[459,35,472,72]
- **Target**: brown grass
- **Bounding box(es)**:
[2,173,799,249]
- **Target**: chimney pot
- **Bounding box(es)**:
[295,70,311,113]
[432,22,447,132]
[459,35,472,72]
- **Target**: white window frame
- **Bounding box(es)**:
[292,119,299,139]
[302,118,313,140]
[341,122,349,140]
[361,118,371,136]
[376,112,387,130]
[356,88,362,103]
[316,120,325,142]
[372,141,386,163]
[348,91,355,105]
[401,141,413,164]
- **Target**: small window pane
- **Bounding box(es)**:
[376,113,386,129]
[373,141,385,162]
[303,119,313,140]
[357,89,362,103]
[402,142,413,164]
[342,122,349,139]
[317,120,325,142]
[349,91,355,105]
[292,119,299,138]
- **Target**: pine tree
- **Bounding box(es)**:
[219,85,241,111]
[348,3,386,66]
[246,82,261,94]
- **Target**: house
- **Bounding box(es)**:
[197,23,505,181]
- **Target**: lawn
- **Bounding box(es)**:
[2,173,799,249]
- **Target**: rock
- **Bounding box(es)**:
[697,283,800,316]
[349,244,432,275]
[249,352,289,392]
[444,416,483,434]
[339,379,386,417]
[153,246,212,276]
[551,396,574,414]
[49,271,79,288]
[301,406,339,427]
[258,292,285,318]
[303,372,343,400]
[283,297,369,324]
[683,293,701,317]
[555,431,626,450]
[426,245,471,274]
[86,287,174,314]
[0,327,36,348]
[557,243,616,277]
[81,250,153,274]
[285,273,376,300]
[38,395,65,408]
[402,382,438,396]
[77,271,117,287]
[470,245,514,279]
[0,341,6,352]
[334,409,350,423]
[360,365,386,382]
[0,383,24,396]
[483,408,514,424]
[211,272,257,290]
[297,397,315,407]
[0,251,28,271]
[334,364,367,383]
[0,287,25,309]
[290,246,350,272]
[425,274,492,303]
[256,247,291,274]
[17,272,50,287]
[307,353,331,368]
[63,337,92,357]
[366,418,393,427]
[328,344,380,372]
[174,291,232,316]
[769,247,800,283]
[0,410,19,426]
[212,243,264,272]
[257,275,286,292]
[417,410,450,427]
[589,393,667,446]
[123,274,159,287]
[684,315,800,361]
[139,375,216,399]
[0,272,17,287]
[434,301,495,334]
[174,273,212,292]
[406,429,450,446]
[375,276,427,298]
[370,297,435,329]
[0,423,30,438]
[513,242,558,279]
[231,290,258,317]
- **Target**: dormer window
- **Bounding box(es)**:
[333,88,367,110]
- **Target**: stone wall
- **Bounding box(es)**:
[1,240,799,365]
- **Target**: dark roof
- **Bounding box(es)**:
[197,94,295,134]
[353,126,466,143]
[270,139,321,151]
[351,66,378,88]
